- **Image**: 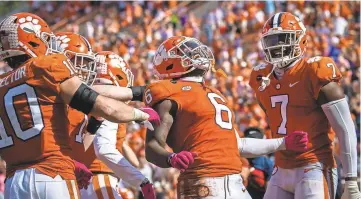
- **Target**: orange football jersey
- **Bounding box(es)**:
[249,56,342,169]
[69,108,126,174]
[0,54,76,179]
[144,79,242,179]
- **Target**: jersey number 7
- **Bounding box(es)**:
[271,95,289,135]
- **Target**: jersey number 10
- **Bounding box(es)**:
[0,84,44,148]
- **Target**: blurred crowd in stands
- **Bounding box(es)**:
[0,1,359,199]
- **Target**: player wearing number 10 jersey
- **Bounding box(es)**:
[249,12,360,199]
[145,36,309,199]
[0,13,157,199]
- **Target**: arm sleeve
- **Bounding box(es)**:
[321,98,358,178]
[238,137,286,158]
[235,129,286,158]
[309,57,342,99]
[93,120,146,187]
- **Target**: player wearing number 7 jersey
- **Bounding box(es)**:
[249,12,360,199]
[145,36,309,199]
[0,13,158,199]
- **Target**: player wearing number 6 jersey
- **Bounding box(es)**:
[249,12,360,199]
[145,36,309,199]
[0,13,157,199]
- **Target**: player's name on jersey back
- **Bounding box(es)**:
[0,66,26,88]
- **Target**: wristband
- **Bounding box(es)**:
[167,153,176,167]
[130,86,145,101]
[140,178,150,187]
[86,116,103,135]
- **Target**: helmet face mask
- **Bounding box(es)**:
[262,31,302,68]
[171,39,214,70]
[261,12,307,68]
[66,51,97,86]
[55,32,99,86]
[153,36,215,79]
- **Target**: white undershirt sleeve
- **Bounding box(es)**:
[93,120,146,187]
[235,130,286,158]
[321,98,358,177]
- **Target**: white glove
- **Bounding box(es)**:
[342,181,361,199]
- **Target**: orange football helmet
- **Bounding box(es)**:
[152,36,215,79]
[95,51,134,87]
[261,12,307,68]
[0,12,57,65]
[55,32,97,85]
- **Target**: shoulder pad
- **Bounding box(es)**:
[306,56,342,99]
[252,63,267,71]
[307,56,342,81]
[144,80,172,107]
[31,54,76,83]
[249,63,272,91]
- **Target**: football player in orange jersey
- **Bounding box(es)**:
[54,32,156,198]
[54,32,151,124]
[144,36,310,199]
[75,51,156,199]
[249,12,360,199]
[0,13,159,199]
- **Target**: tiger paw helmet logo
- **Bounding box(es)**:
[108,54,127,68]
[55,35,71,52]
[18,16,42,35]
[96,54,128,75]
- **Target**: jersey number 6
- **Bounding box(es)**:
[207,93,233,130]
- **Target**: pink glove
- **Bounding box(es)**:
[285,131,308,152]
[140,180,156,199]
[139,107,160,126]
[74,160,93,190]
[168,151,198,172]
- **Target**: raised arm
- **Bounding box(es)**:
[60,77,150,123]
[91,85,145,102]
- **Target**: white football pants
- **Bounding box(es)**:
[5,168,79,199]
[178,173,252,199]
[264,162,338,199]
[80,174,122,199]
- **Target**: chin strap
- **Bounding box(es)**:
[212,67,227,78]
[258,65,276,91]
[210,59,227,78]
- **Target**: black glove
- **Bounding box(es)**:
[86,116,103,135]
[130,86,146,101]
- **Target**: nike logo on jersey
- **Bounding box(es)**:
[289,81,299,87]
